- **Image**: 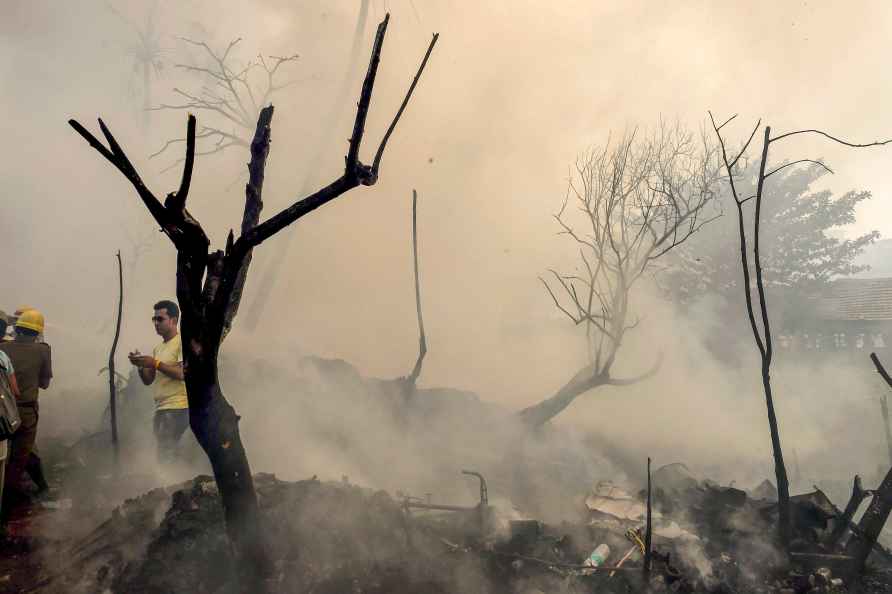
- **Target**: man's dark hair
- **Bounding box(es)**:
[154,300,180,320]
[0,318,7,338]
[15,326,38,337]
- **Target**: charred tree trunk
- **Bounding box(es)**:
[753,127,792,550]
[711,117,791,549]
[882,394,892,466]
[761,358,791,547]
[849,465,892,572]
[402,189,427,404]
[173,108,276,586]
[517,368,608,429]
[108,250,124,467]
[186,371,267,581]
[871,353,892,465]
[827,475,869,548]
[644,457,653,585]
[517,358,660,429]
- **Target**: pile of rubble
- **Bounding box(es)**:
[579,463,892,593]
[18,462,892,593]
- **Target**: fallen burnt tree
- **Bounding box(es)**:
[845,353,892,572]
[69,15,438,591]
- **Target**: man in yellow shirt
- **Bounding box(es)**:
[129,300,189,462]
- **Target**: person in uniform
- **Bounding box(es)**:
[0,309,52,501]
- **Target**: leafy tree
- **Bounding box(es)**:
[664,161,878,307]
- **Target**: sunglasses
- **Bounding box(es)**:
[152,316,168,323]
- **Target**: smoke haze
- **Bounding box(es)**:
[3,0,892,507]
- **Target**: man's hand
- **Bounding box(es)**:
[128,351,156,369]
[130,349,157,386]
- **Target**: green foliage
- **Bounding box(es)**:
[664,161,878,304]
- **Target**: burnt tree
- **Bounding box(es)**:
[107,1,165,131]
[851,464,892,571]
[402,189,427,402]
[850,353,892,570]
[709,112,891,550]
[872,352,892,465]
[644,457,653,584]
[519,124,720,428]
[150,37,299,169]
[70,15,438,589]
[826,475,870,548]
[107,250,123,467]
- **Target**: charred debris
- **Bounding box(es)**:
[17,454,892,594]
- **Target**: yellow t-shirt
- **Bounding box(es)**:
[152,334,188,410]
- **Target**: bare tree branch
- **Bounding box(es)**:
[770,128,892,147]
[406,189,427,387]
[604,353,662,386]
[346,15,390,173]
[152,36,299,163]
[870,352,892,388]
[764,159,833,179]
[239,15,438,248]
[730,119,761,170]
[715,113,738,131]
[371,33,439,175]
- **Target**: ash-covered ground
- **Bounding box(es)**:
[4,358,892,594]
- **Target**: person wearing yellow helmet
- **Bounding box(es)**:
[7,309,50,497]
[0,308,52,504]
[12,307,43,342]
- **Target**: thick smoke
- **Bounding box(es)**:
[2,0,892,519]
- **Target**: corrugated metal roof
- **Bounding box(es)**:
[817,278,892,321]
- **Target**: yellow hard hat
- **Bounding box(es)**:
[15,308,45,334]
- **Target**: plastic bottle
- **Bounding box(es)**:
[584,543,610,568]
